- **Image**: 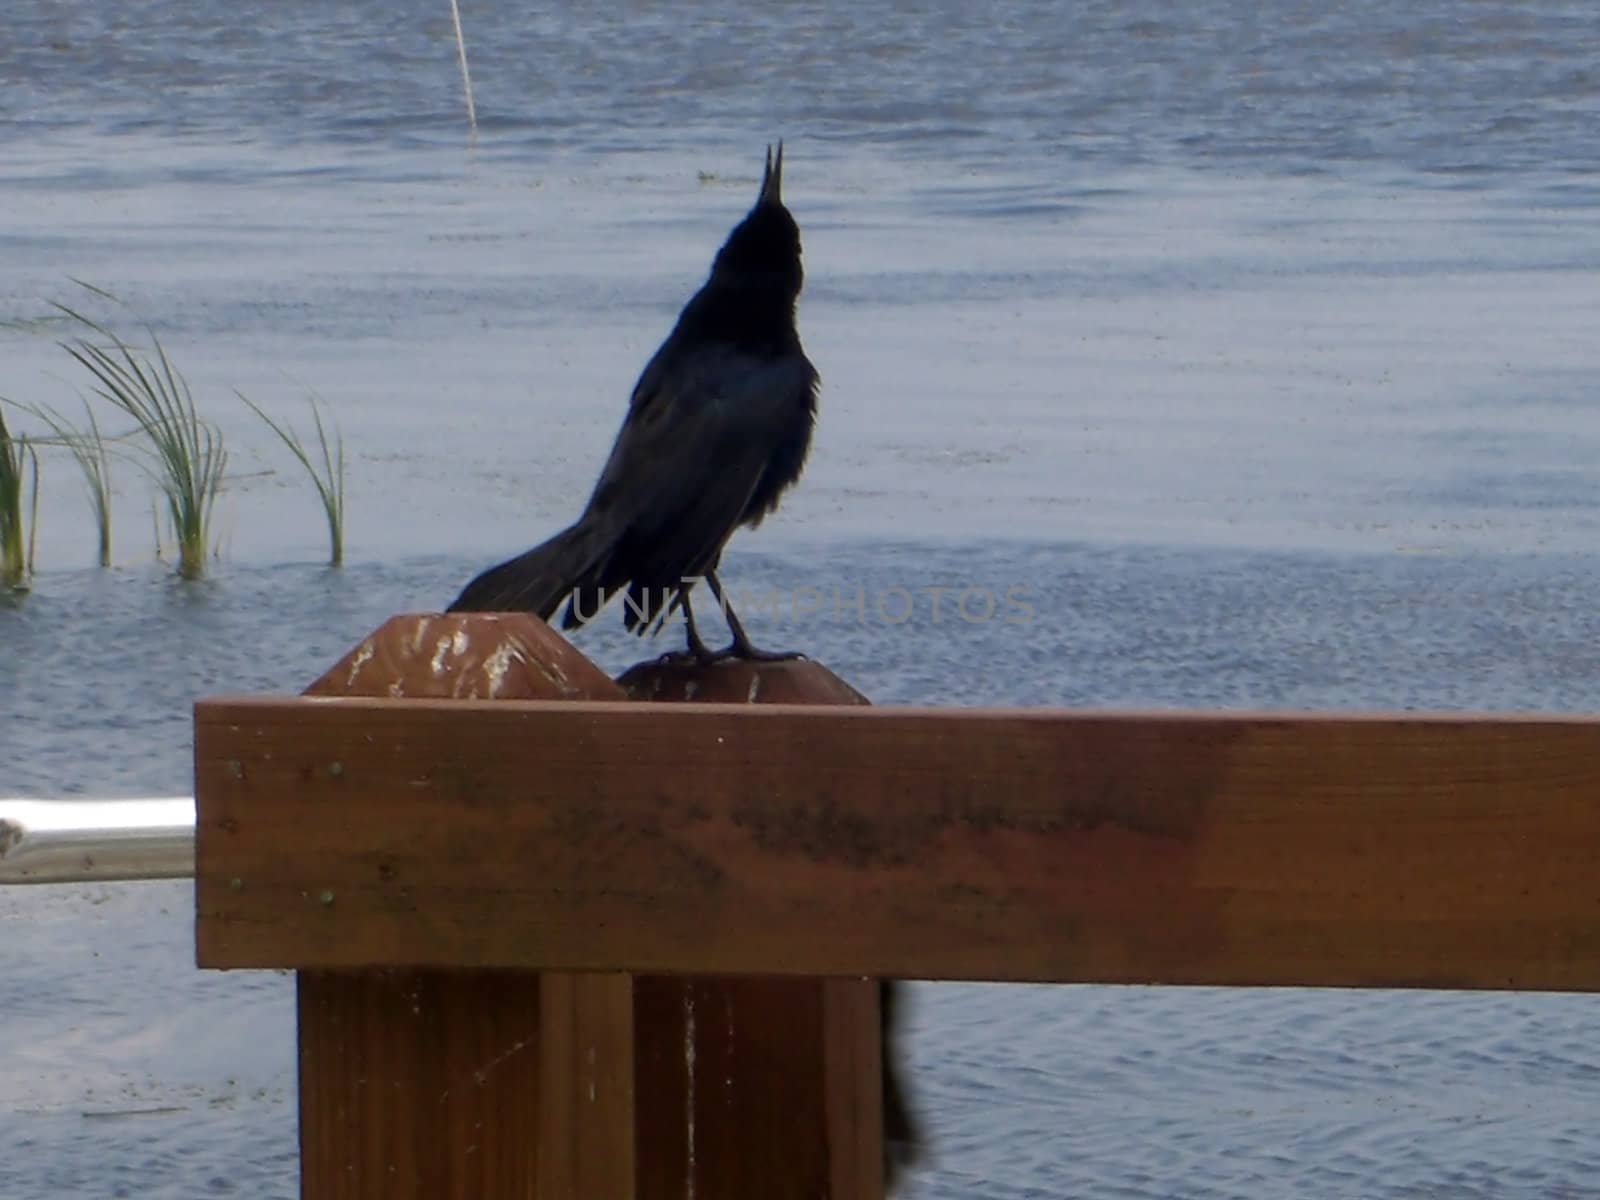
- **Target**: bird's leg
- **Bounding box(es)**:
[675,590,720,665]
[706,569,805,662]
[645,586,717,665]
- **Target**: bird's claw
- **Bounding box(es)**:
[729,646,807,663]
[661,643,806,666]
[707,637,808,663]
[653,647,706,667]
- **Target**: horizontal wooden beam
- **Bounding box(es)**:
[194,696,1600,991]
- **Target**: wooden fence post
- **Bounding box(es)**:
[619,658,886,1200]
[196,651,1600,1197]
[276,620,886,1198]
[294,613,634,1200]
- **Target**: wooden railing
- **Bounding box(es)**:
[192,612,1600,1199]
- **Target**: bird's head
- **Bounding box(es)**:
[710,142,803,297]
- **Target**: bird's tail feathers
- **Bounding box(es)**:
[446,519,613,621]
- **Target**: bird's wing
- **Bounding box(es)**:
[585,343,811,605]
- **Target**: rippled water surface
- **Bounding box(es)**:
[4,2,1600,1197]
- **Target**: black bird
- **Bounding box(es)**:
[449,145,923,1191]
[448,143,817,661]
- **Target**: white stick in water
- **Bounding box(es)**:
[449,0,478,134]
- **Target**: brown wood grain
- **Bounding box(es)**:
[296,969,543,1199]
[196,697,1600,990]
[305,611,621,701]
[537,972,635,1200]
[284,613,635,1200]
[622,656,881,1200]
[824,978,886,1200]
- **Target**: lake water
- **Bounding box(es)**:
[3,1,1600,1197]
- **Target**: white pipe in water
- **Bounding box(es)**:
[0,797,195,884]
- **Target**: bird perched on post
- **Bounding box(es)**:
[448,143,817,662]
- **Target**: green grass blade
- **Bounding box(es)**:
[239,391,346,567]
[8,396,115,568]
[53,307,225,580]
[0,408,37,590]
[26,441,39,576]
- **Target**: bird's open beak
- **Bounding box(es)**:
[759,141,784,206]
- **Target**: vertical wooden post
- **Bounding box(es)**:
[295,614,635,1200]
[620,658,886,1200]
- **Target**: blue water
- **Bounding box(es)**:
[6,0,1600,179]
[4,2,1600,1197]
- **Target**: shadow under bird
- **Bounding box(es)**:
[449,143,817,662]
